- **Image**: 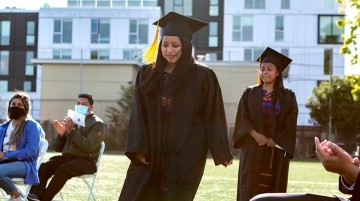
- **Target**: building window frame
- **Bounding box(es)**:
[209,22,218,47]
[53,19,73,44]
[26,21,35,46]
[53,49,72,60]
[324,49,333,75]
[91,49,110,60]
[0,51,9,75]
[318,15,344,44]
[91,18,110,44]
[245,0,265,9]
[25,51,34,76]
[233,16,253,42]
[281,0,290,9]
[209,0,219,16]
[129,19,148,44]
[275,16,284,42]
[0,20,11,46]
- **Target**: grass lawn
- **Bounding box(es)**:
[40,151,346,201]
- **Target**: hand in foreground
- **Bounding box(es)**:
[315,137,359,184]
[222,159,233,167]
[135,153,149,165]
[63,117,75,134]
[53,119,66,137]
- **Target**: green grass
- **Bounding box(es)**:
[39,152,345,201]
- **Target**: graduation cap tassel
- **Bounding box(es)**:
[144,22,159,64]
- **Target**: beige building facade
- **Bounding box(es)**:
[34,59,258,126]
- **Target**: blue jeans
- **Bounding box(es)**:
[0,161,26,194]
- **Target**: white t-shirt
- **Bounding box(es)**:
[3,121,16,152]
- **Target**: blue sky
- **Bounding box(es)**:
[0,0,67,10]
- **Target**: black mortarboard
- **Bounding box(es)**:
[153,11,208,41]
[256,47,292,72]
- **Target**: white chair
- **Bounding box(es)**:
[58,141,105,201]
[4,138,49,200]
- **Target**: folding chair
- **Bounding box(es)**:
[58,141,105,201]
[4,138,49,200]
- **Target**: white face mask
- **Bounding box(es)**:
[75,105,88,115]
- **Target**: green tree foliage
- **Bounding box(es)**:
[105,83,134,150]
[337,0,360,64]
[306,76,360,136]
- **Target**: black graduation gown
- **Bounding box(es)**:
[233,85,298,201]
[119,64,233,201]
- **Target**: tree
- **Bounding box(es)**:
[105,83,134,150]
[306,76,360,139]
[337,0,360,64]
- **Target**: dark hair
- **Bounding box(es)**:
[78,93,94,105]
[141,37,195,95]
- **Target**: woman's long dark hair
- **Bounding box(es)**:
[140,37,195,96]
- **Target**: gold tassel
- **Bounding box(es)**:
[143,22,159,64]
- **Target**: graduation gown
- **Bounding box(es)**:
[119,64,233,201]
[233,85,298,201]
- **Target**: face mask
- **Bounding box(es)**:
[8,106,26,120]
[75,105,88,115]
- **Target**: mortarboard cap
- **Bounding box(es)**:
[153,11,208,41]
[256,47,292,72]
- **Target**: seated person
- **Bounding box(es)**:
[0,91,42,201]
[250,137,360,201]
[28,93,105,201]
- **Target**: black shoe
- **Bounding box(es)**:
[27,193,40,201]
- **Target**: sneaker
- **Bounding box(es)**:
[27,193,40,201]
[8,196,24,201]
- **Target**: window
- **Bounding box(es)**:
[129,19,148,44]
[53,19,72,44]
[23,81,32,92]
[0,21,10,45]
[164,0,192,15]
[82,0,96,7]
[275,16,284,42]
[143,0,157,7]
[206,52,217,61]
[128,0,141,7]
[209,22,218,47]
[174,0,184,13]
[113,0,126,7]
[0,81,8,92]
[97,0,111,7]
[0,51,9,75]
[53,49,72,59]
[281,0,290,9]
[26,21,35,46]
[91,19,110,44]
[123,49,141,60]
[281,49,289,56]
[210,0,219,16]
[233,16,253,42]
[244,48,263,61]
[68,0,80,7]
[25,51,34,76]
[91,50,110,60]
[245,0,265,9]
[318,15,344,44]
[324,49,333,75]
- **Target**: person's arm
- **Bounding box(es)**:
[315,137,360,195]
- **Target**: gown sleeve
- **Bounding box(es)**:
[203,69,233,165]
[272,90,298,158]
[232,87,255,148]
[124,67,149,165]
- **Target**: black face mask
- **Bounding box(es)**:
[8,106,26,120]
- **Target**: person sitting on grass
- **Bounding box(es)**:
[250,137,360,201]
